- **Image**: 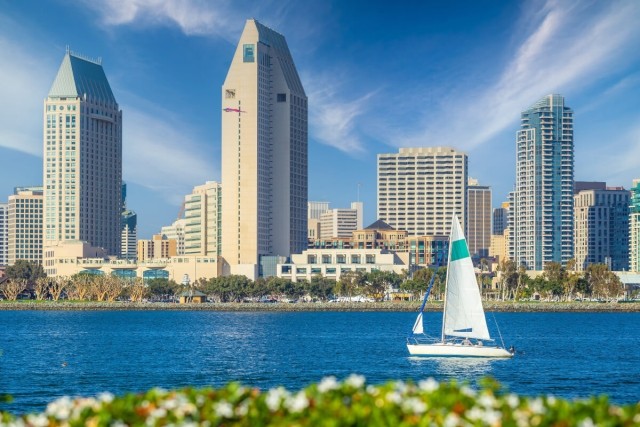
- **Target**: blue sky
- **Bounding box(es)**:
[1,0,639,239]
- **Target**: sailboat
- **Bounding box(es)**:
[407,215,513,358]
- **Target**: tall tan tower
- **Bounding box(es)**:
[221,19,308,278]
[43,49,122,256]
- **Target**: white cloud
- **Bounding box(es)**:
[391,0,640,150]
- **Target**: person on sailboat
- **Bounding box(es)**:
[509,345,515,354]
[462,338,471,346]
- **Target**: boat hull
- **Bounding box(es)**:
[407,342,513,358]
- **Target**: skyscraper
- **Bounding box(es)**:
[492,202,508,235]
[513,94,574,270]
[120,183,137,261]
[221,19,307,277]
[377,147,467,237]
[184,181,221,256]
[467,178,491,259]
[43,49,122,256]
[629,179,640,272]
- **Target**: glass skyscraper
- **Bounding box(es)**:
[513,94,574,270]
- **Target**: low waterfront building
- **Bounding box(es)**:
[179,289,207,304]
[405,235,448,266]
[277,248,406,282]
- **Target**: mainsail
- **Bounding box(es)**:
[412,312,424,334]
[442,215,490,340]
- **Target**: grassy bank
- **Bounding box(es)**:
[1,300,640,312]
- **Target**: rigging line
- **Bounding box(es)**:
[491,311,507,350]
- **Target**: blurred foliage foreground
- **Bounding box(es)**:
[1,376,639,426]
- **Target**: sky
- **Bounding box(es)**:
[1,0,639,239]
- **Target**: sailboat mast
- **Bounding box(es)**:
[441,217,454,342]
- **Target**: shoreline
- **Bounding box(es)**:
[1,300,640,312]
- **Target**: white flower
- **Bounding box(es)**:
[386,391,402,404]
[265,387,289,412]
[318,376,340,393]
[478,393,497,408]
[443,413,460,427]
[149,407,167,419]
[578,418,595,427]
[546,395,557,406]
[214,401,234,418]
[528,397,544,414]
[466,407,483,420]
[460,386,476,397]
[418,378,439,393]
[45,396,73,420]
[506,393,520,408]
[97,392,114,403]
[235,401,249,416]
[345,374,366,388]
[482,409,502,425]
[25,414,49,427]
[393,380,408,394]
[366,385,380,396]
[286,391,309,413]
[401,397,427,414]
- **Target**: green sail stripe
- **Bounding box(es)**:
[450,239,470,262]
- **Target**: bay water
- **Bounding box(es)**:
[1,310,639,413]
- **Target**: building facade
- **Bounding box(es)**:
[378,147,467,237]
[137,234,177,262]
[308,201,330,220]
[120,183,137,261]
[0,203,7,266]
[629,179,640,272]
[492,203,508,235]
[161,218,187,256]
[513,94,574,270]
[574,186,629,271]
[467,178,491,259]
[43,50,122,256]
[8,187,44,265]
[221,19,308,278]
[184,182,221,256]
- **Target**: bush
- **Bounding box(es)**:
[2,376,639,426]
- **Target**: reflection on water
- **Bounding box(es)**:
[408,356,495,380]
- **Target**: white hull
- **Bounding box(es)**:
[407,342,513,358]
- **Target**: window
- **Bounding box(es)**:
[277,93,286,102]
[243,44,255,62]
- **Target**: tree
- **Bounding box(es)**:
[34,277,50,300]
[49,276,68,301]
[128,277,147,302]
[585,264,623,301]
[146,278,179,301]
[335,271,364,298]
[5,260,46,285]
[306,275,335,301]
[0,279,28,300]
[104,276,124,302]
[543,262,566,284]
[67,274,95,301]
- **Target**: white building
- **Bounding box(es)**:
[43,49,122,257]
[0,203,8,266]
[378,147,467,237]
[308,201,330,220]
[161,218,187,256]
[8,187,43,265]
[513,94,574,270]
[319,203,363,240]
[221,19,308,279]
[277,248,406,282]
[184,182,221,256]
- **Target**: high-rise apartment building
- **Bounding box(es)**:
[8,187,44,265]
[629,179,640,272]
[378,147,467,237]
[184,182,221,256]
[0,203,8,266]
[43,49,122,256]
[161,219,186,256]
[467,178,491,259]
[512,94,574,270]
[320,208,358,240]
[221,19,308,277]
[574,184,629,271]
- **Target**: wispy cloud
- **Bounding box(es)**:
[121,105,214,205]
[305,73,377,155]
[389,0,640,150]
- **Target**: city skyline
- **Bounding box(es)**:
[1,1,639,239]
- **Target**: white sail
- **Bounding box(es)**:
[412,312,424,334]
[442,215,490,340]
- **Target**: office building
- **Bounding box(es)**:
[0,203,7,266]
[308,201,330,220]
[120,183,137,261]
[574,184,629,271]
[493,202,508,235]
[161,218,187,256]
[8,187,44,265]
[378,147,467,237]
[184,181,221,256]
[221,19,308,278]
[137,234,177,261]
[43,49,122,256]
[319,202,363,240]
[512,94,574,270]
[629,179,640,271]
[467,178,491,259]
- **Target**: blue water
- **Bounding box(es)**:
[1,311,639,413]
